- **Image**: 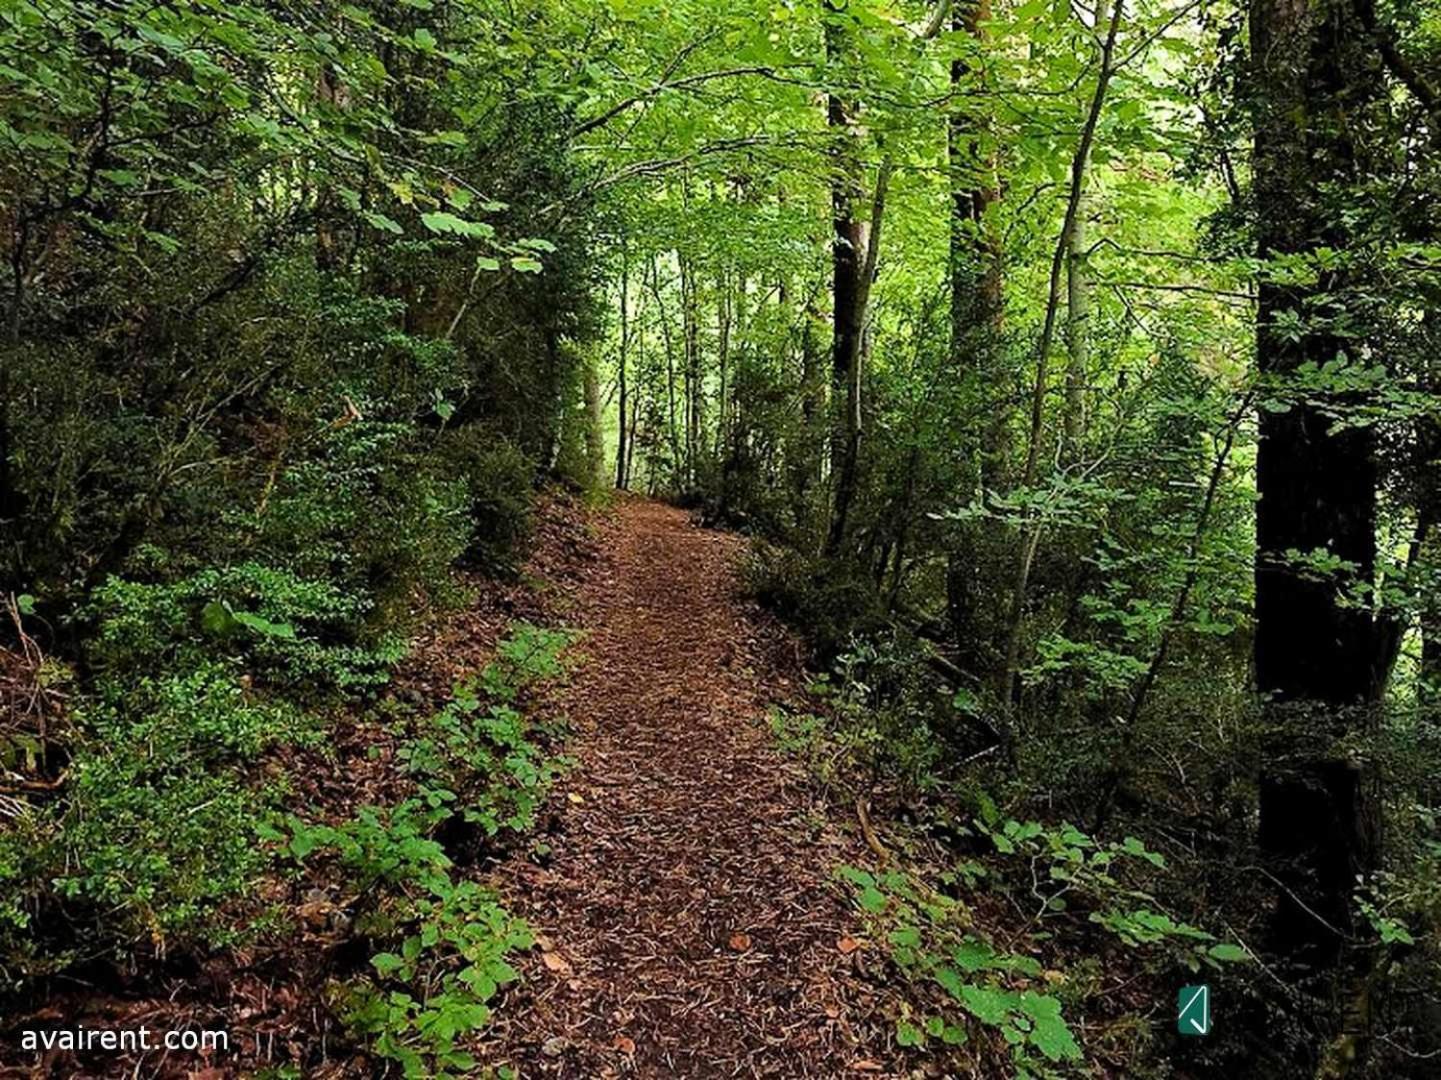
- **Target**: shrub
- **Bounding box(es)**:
[432,425,535,573]
[246,419,473,625]
[89,564,402,691]
[0,662,316,966]
[54,765,269,946]
[741,541,888,660]
[269,624,573,1076]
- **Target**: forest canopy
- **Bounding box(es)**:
[1,0,1440,1075]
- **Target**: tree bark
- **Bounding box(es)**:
[1061,0,1107,460]
[1251,0,1379,965]
[679,248,701,492]
[716,268,731,459]
[822,0,869,556]
[582,352,605,487]
[944,0,1006,679]
[616,254,630,490]
[826,159,891,556]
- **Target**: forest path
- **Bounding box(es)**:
[482,498,898,1078]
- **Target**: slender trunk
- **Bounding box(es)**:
[825,160,892,556]
[649,256,682,481]
[616,255,630,489]
[716,270,731,459]
[1094,393,1252,826]
[999,0,1125,714]
[582,352,604,487]
[794,302,824,530]
[822,1,868,555]
[627,278,646,490]
[1061,0,1108,460]
[945,0,1004,677]
[679,250,700,490]
[626,390,641,490]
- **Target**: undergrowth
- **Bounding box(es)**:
[268,621,575,1077]
[769,639,1252,1079]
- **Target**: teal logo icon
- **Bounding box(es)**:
[1178,984,1210,1036]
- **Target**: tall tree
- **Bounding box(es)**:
[1061,0,1109,459]
[822,0,870,555]
[949,0,1004,482]
[616,251,631,490]
[1251,0,1380,963]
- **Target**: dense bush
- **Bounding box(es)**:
[434,424,536,573]
[741,541,889,661]
[0,0,606,1010]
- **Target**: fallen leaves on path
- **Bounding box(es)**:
[478,497,905,1078]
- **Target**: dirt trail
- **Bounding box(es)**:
[483,499,899,1077]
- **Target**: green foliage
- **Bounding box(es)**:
[404,697,556,839]
[768,633,965,796]
[741,543,888,661]
[90,563,404,691]
[244,420,476,625]
[281,801,452,890]
[273,799,534,1078]
[345,878,532,1079]
[970,811,1248,976]
[837,863,1082,1075]
[0,662,318,971]
[401,625,575,839]
[433,426,537,573]
[266,623,572,1072]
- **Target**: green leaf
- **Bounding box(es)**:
[200,600,239,637]
[953,938,995,972]
[372,952,406,976]
[895,1020,924,1047]
[231,609,296,639]
[1018,991,1081,1062]
[420,211,495,240]
[98,168,141,187]
[363,211,404,234]
[1207,942,1249,962]
[959,983,1016,1026]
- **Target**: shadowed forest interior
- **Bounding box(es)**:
[1,0,1440,1076]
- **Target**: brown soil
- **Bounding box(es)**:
[479,497,902,1077]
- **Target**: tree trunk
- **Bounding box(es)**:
[716,269,731,459]
[679,250,700,492]
[1251,0,1379,965]
[793,301,824,532]
[616,255,630,490]
[1061,0,1107,460]
[998,0,1124,714]
[822,0,871,556]
[949,0,1005,488]
[648,256,682,482]
[582,352,604,487]
[945,0,1005,679]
